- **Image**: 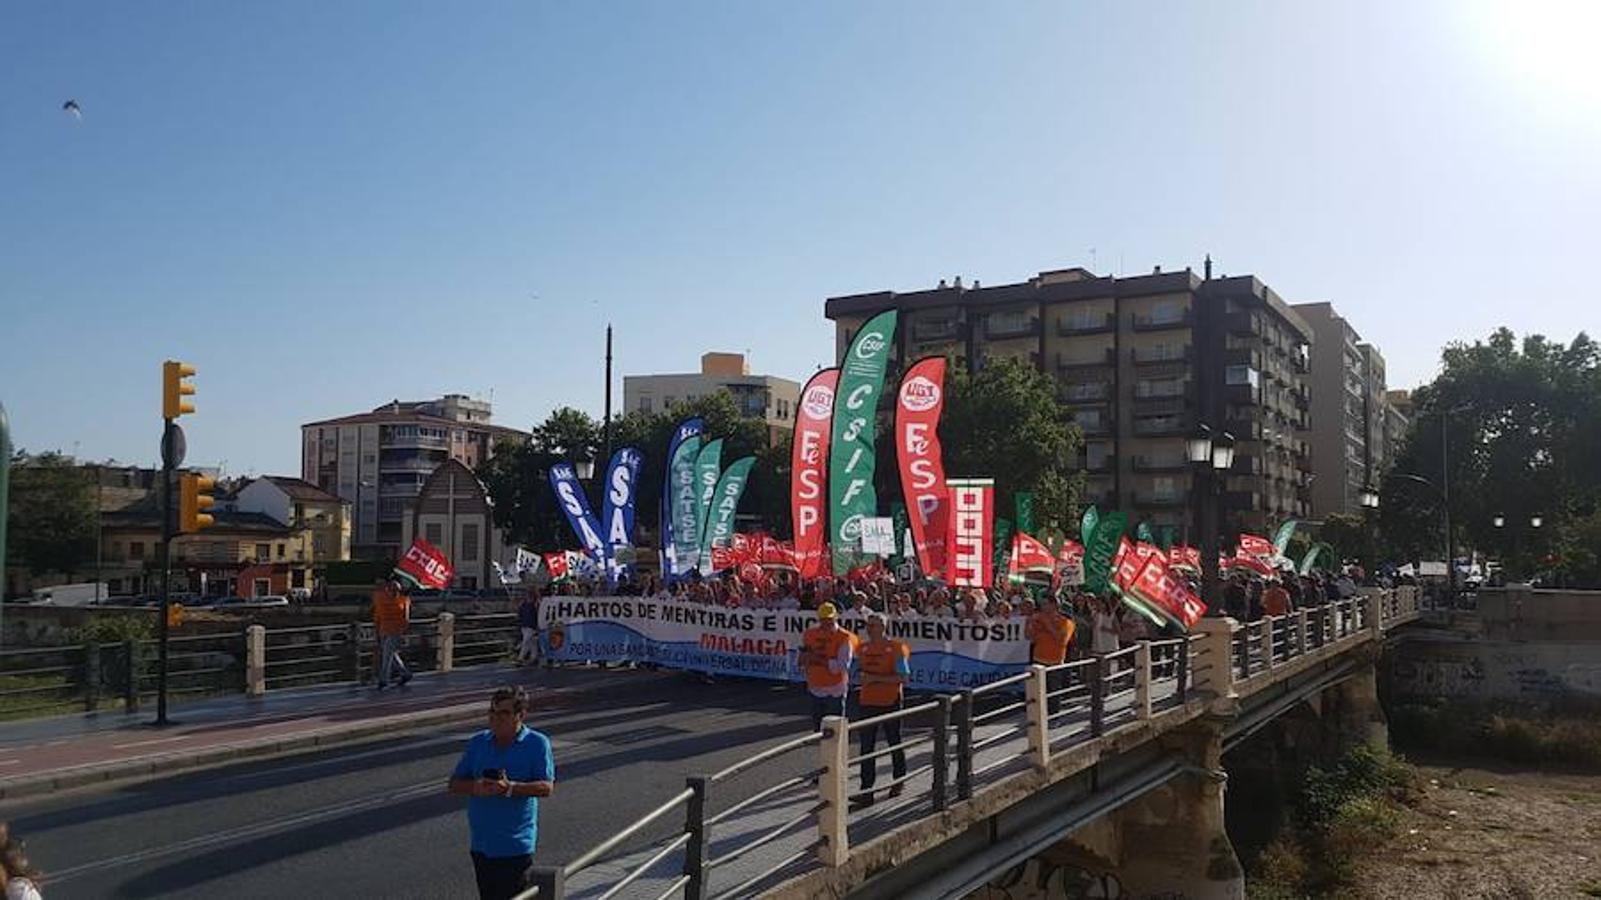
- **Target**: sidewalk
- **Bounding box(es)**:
[0,662,671,801]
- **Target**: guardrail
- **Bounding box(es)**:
[539,587,1420,899]
[0,610,526,718]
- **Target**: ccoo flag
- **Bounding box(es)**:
[895,356,950,578]
[659,417,704,576]
[549,463,607,560]
[790,368,839,579]
[829,309,898,573]
[700,457,756,562]
[668,435,704,575]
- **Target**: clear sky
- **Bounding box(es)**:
[3,1,1597,476]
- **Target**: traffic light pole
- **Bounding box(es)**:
[157,418,174,726]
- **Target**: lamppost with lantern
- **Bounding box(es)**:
[1358,483,1380,578]
[1492,512,1544,580]
[1187,424,1236,607]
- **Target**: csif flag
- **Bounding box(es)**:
[668,435,704,575]
[790,368,838,579]
[659,418,704,576]
[829,309,898,574]
[1083,511,1127,594]
[549,463,607,560]
[1273,519,1299,556]
[894,356,950,577]
[700,457,756,561]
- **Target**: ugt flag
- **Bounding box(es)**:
[790,368,838,580]
[829,309,897,574]
[549,463,606,560]
[895,356,950,578]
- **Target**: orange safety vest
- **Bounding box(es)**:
[373,588,411,637]
[802,625,852,693]
[857,638,909,708]
[1028,612,1072,665]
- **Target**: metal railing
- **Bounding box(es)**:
[517,588,1421,899]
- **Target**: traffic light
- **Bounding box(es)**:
[179,472,216,532]
[162,360,197,419]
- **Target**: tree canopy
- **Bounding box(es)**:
[6,451,98,580]
[938,357,1085,538]
[1379,327,1600,582]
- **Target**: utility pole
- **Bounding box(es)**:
[1440,410,1453,606]
[603,324,613,463]
[1,403,10,650]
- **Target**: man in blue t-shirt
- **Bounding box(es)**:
[448,685,556,900]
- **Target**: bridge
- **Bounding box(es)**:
[529,587,1423,900]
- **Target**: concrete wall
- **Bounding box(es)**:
[1475,586,1601,642]
[1389,636,1601,702]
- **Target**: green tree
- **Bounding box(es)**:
[1380,328,1599,579]
[6,451,98,580]
[938,358,1084,536]
[478,408,600,550]
[1317,513,1368,567]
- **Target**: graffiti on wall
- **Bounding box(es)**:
[974,857,1125,900]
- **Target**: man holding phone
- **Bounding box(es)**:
[448,686,556,900]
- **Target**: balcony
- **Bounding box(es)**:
[1132,456,1188,473]
[1133,417,1187,437]
[1223,490,1261,511]
[1056,348,1117,371]
[1131,310,1193,332]
[1073,417,1112,436]
[1226,383,1261,405]
[910,320,960,342]
[1084,457,1114,474]
[1060,381,1112,403]
[1056,313,1116,336]
[1226,312,1262,336]
[1225,347,1262,369]
[1135,492,1189,508]
[1224,418,1263,440]
[1131,346,1191,366]
[985,316,1041,340]
[378,456,446,474]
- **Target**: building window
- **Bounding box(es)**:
[425,523,443,546]
[253,578,271,597]
[255,543,271,561]
[461,523,480,562]
[314,534,328,555]
[129,541,146,560]
[1148,302,1184,325]
[1152,477,1178,500]
[1065,382,1109,401]
[1136,378,1186,398]
[1225,365,1260,388]
[639,397,653,414]
[1086,443,1110,470]
[277,543,286,559]
[1073,409,1103,430]
[665,396,676,407]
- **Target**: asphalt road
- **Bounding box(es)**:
[0,673,816,900]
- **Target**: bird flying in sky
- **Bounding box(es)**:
[62,99,81,121]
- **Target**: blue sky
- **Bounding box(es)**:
[4,1,1597,476]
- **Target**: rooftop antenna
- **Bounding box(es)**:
[1088,248,1097,272]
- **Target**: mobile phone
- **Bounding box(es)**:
[481,768,505,780]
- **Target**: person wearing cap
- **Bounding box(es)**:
[851,612,910,809]
[799,602,854,731]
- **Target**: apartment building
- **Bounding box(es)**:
[623,353,802,442]
[300,394,529,559]
[825,264,1315,535]
[1292,303,1399,518]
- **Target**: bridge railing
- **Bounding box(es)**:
[524,590,1423,899]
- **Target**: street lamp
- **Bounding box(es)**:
[1531,514,1543,529]
[574,458,596,480]
[1188,424,1235,611]
[1359,486,1380,510]
[1493,513,1506,529]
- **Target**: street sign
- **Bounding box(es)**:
[161,423,186,469]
